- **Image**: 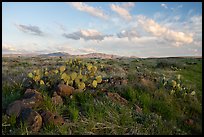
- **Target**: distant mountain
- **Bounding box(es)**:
[38,52,71,57]
[38,52,122,59]
[3,52,201,59]
[76,53,121,59]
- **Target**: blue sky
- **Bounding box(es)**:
[2,2,202,57]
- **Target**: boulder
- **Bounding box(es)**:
[56,84,74,97]
[23,89,43,100]
[18,108,42,133]
[6,100,28,117]
[22,89,43,108]
[51,92,63,106]
[39,110,65,126]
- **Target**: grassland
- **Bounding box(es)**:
[2,56,202,135]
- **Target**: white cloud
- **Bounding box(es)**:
[137,15,193,46]
[161,3,168,9]
[69,2,108,20]
[110,4,132,20]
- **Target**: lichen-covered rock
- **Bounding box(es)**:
[51,92,63,106]
[22,89,43,108]
[56,84,74,97]
[39,110,65,126]
[6,100,28,117]
[18,108,42,133]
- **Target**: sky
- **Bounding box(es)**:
[2,2,202,57]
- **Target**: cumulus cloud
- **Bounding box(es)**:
[63,29,112,41]
[117,29,140,40]
[110,4,132,20]
[69,2,108,20]
[161,3,168,9]
[15,24,43,35]
[137,16,193,46]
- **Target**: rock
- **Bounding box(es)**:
[18,108,42,133]
[6,89,43,117]
[22,89,43,108]
[6,100,27,117]
[51,92,63,106]
[56,84,74,97]
[107,92,128,105]
[39,110,65,126]
[23,89,42,99]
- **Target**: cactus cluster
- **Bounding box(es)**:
[161,74,195,97]
[27,58,103,91]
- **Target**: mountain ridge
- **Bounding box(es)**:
[2,52,201,59]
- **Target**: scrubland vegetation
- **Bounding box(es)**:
[2,56,202,135]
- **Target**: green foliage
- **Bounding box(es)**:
[68,102,79,122]
[161,74,196,98]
